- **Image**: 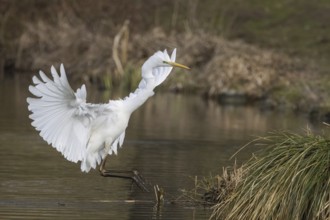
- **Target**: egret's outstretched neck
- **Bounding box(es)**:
[121,81,155,114]
[141,65,153,79]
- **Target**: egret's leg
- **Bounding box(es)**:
[99,155,109,173]
[99,156,150,192]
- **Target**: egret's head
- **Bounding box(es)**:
[141,49,189,87]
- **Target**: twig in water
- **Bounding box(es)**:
[154,185,164,206]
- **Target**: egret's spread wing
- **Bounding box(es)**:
[27,64,101,163]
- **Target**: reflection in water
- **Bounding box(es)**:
[0,80,321,219]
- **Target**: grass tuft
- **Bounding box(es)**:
[212,131,330,220]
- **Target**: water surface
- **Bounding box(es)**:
[0,79,320,219]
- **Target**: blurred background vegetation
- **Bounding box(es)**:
[1,0,330,113]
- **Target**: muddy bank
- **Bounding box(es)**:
[1,3,329,116]
[12,20,329,114]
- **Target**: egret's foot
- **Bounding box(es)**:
[130,170,150,192]
[100,169,150,192]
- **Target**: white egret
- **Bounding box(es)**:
[27,49,189,191]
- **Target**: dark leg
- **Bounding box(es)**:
[99,155,150,192]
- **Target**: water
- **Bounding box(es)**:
[0,78,321,219]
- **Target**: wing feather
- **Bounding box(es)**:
[27,64,103,163]
[39,70,53,83]
[32,75,43,84]
[109,132,126,155]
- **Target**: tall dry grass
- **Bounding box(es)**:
[212,131,330,220]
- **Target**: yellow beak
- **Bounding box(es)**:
[163,61,190,70]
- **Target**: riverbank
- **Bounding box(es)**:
[1,1,329,118]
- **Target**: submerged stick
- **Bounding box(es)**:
[154,185,164,206]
